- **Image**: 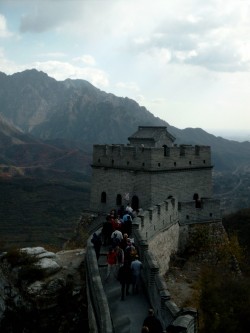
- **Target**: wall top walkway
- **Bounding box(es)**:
[98,244,151,333]
[85,206,198,333]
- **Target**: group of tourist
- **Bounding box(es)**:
[102,204,143,299]
[101,203,135,246]
[91,203,143,298]
[91,204,165,332]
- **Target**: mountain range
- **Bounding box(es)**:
[0,69,250,248]
[1,69,250,171]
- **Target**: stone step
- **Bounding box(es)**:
[106,285,121,303]
[113,315,131,333]
[98,263,108,267]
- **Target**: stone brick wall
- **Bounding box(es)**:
[149,223,180,275]
[151,168,212,203]
[178,198,222,225]
[92,144,211,171]
[90,143,213,213]
[134,198,179,239]
[132,198,198,332]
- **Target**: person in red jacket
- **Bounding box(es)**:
[105,247,117,281]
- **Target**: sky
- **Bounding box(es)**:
[0,0,250,139]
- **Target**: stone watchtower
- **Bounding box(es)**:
[89,126,220,222]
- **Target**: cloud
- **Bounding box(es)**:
[0,48,20,73]
[15,0,250,73]
[134,94,146,105]
[0,48,108,88]
[124,1,250,72]
[33,60,109,88]
[38,52,66,59]
[19,1,81,33]
[116,81,140,92]
[73,55,96,66]
[183,42,248,72]
[0,14,12,38]
[151,98,166,105]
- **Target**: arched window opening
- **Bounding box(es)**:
[132,195,139,211]
[193,193,199,201]
[163,144,167,157]
[193,193,201,208]
[101,192,106,203]
[116,194,122,206]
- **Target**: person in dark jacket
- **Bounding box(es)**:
[117,261,132,300]
[102,216,113,246]
[91,232,102,260]
[142,308,163,333]
[122,214,132,236]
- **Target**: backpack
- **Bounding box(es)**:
[112,232,120,246]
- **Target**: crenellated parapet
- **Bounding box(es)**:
[132,196,222,275]
[131,196,222,240]
[92,144,212,171]
[133,197,179,240]
[178,198,222,225]
[132,197,199,332]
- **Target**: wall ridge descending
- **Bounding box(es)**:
[132,197,198,332]
[85,194,223,332]
[85,195,199,332]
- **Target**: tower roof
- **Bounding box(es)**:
[128,126,176,146]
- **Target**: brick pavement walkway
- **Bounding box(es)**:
[98,246,150,333]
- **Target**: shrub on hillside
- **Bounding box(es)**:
[186,225,212,255]
[199,267,250,333]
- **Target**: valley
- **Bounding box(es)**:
[213,166,250,214]
[0,176,90,251]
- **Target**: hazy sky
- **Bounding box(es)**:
[1,0,250,136]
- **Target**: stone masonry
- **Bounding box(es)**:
[90,126,214,215]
